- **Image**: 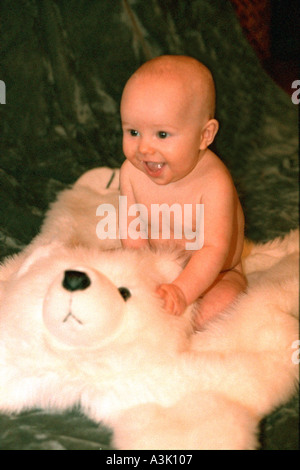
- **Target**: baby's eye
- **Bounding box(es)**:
[129,129,139,137]
[157,131,169,139]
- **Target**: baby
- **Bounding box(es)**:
[119,55,246,328]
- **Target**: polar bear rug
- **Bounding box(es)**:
[0,168,298,450]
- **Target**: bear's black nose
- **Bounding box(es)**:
[62,270,91,292]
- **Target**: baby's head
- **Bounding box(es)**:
[120,55,219,184]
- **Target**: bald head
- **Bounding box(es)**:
[122,55,216,121]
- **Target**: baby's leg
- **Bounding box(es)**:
[194,264,247,330]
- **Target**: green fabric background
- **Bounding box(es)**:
[0,0,298,450]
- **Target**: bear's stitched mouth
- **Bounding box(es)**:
[62,297,83,325]
[63,311,83,325]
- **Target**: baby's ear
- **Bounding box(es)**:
[199,119,219,150]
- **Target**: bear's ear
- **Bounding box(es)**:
[0,251,28,283]
[17,242,61,278]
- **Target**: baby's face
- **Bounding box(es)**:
[121,76,207,185]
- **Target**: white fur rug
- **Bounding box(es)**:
[0,168,298,450]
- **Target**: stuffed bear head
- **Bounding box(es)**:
[0,243,192,352]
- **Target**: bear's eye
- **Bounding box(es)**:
[118,287,131,301]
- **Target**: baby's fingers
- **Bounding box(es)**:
[156,286,177,314]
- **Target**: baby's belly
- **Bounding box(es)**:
[145,204,204,252]
[149,233,244,272]
[148,230,203,252]
[149,237,188,250]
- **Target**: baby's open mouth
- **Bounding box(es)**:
[144,161,165,172]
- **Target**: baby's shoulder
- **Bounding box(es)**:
[202,150,232,179]
[120,159,131,176]
[120,159,137,183]
[201,151,236,198]
[120,160,148,195]
[120,159,142,178]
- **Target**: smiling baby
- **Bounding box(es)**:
[119,55,246,329]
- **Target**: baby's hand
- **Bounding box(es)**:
[156,283,187,316]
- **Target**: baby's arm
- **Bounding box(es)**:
[158,172,238,314]
[119,161,149,248]
[160,245,229,313]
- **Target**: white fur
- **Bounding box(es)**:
[0,168,298,450]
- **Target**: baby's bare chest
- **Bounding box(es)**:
[132,184,203,241]
[133,182,201,208]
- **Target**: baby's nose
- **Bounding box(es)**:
[138,137,155,155]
